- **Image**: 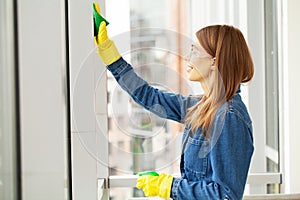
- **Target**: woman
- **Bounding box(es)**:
[94,7,254,200]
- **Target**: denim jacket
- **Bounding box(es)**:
[107,58,254,200]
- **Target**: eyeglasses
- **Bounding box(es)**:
[184,44,212,62]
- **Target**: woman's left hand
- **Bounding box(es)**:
[136,173,173,198]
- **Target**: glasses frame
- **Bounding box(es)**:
[185,44,212,62]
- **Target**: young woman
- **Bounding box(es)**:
[94,7,254,200]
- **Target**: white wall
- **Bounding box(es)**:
[282,0,300,193]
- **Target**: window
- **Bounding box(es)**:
[70,0,285,199]
[104,0,283,198]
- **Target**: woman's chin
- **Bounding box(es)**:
[187,76,196,81]
[187,74,203,82]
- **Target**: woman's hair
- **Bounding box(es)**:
[185,25,254,135]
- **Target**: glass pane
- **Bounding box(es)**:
[107,0,191,199]
[0,0,18,199]
[264,0,279,167]
[265,0,279,152]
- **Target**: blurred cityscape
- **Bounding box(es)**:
[108,0,187,198]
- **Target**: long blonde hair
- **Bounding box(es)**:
[185,25,254,135]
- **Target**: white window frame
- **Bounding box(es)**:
[17,0,71,199]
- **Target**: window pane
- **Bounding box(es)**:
[264,0,279,170]
[265,0,279,152]
[107,0,189,199]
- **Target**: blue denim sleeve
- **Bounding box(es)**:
[107,58,198,123]
[171,110,254,200]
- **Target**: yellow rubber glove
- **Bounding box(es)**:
[136,173,173,198]
[93,3,120,65]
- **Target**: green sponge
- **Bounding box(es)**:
[138,171,159,176]
[93,2,109,35]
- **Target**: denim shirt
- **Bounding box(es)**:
[107,58,254,200]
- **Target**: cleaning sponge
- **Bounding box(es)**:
[93,2,109,35]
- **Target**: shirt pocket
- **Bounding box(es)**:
[184,135,209,180]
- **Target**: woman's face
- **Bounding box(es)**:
[185,43,213,82]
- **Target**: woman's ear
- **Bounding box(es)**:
[211,57,216,66]
[211,57,217,70]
